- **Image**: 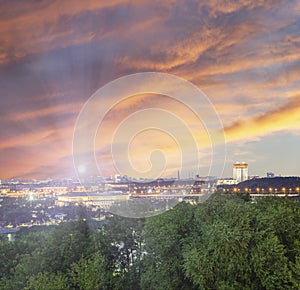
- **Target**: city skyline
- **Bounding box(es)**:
[1,1,300,179]
[0,161,296,182]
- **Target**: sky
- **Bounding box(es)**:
[0,0,300,180]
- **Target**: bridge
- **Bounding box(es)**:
[249,193,299,198]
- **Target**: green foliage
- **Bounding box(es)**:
[24,272,69,290]
[182,196,299,289]
[41,220,93,272]
[141,202,195,290]
[0,196,299,289]
[0,236,17,279]
[0,220,94,289]
[103,215,145,290]
[69,252,112,289]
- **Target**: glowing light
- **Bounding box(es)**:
[28,192,35,201]
[78,165,86,173]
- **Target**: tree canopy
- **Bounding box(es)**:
[0,195,299,289]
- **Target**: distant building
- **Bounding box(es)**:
[114,174,121,183]
[267,172,275,178]
[217,178,238,186]
[248,175,260,180]
[233,162,248,183]
[56,191,129,209]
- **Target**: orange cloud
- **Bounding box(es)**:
[0,0,149,65]
[224,95,300,142]
[1,102,82,122]
[0,0,299,179]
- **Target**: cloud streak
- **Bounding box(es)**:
[0,0,300,178]
[224,95,300,142]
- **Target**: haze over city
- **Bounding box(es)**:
[1,0,300,179]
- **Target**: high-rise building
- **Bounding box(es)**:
[233,162,248,183]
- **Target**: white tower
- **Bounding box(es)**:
[233,162,248,183]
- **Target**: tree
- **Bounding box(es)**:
[183,197,253,289]
[41,220,93,272]
[69,252,113,289]
[103,215,145,288]
[182,195,296,289]
[24,272,69,290]
[141,202,196,290]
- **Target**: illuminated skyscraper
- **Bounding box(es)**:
[233,162,248,183]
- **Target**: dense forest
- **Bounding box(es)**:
[0,195,300,289]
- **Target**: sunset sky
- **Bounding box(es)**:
[1,0,300,179]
